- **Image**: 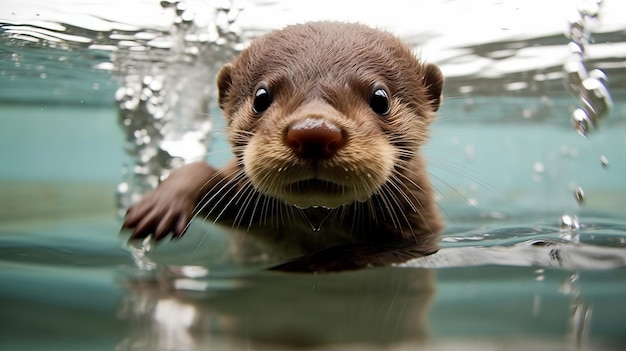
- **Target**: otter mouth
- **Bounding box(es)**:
[286,179,347,196]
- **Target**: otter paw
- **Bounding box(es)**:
[122,190,195,241]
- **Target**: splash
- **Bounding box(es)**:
[560,0,614,234]
[114,0,242,216]
[563,0,613,138]
[125,235,158,271]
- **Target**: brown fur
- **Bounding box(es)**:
[123,22,444,272]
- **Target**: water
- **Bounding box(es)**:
[2,0,626,350]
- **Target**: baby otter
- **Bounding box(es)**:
[123,21,444,272]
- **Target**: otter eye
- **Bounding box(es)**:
[370,88,390,116]
[253,84,272,114]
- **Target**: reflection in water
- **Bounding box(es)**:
[113,223,626,350]
[116,267,435,350]
[560,273,592,350]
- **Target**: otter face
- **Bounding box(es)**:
[216,22,443,209]
[244,96,397,209]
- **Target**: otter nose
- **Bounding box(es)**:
[286,118,344,159]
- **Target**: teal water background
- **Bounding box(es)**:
[2,1,626,350]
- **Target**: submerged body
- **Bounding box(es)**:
[123,22,444,272]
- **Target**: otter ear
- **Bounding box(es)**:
[423,63,444,112]
[216,63,234,111]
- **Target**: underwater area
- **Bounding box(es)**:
[1,0,626,350]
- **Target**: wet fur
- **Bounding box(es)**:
[124,22,444,272]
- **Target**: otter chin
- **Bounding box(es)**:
[123,21,445,272]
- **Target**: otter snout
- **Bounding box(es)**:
[285,118,344,159]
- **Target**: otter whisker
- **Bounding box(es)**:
[231,180,260,230]
[386,173,419,213]
[194,168,238,211]
[389,174,437,240]
[180,167,244,235]
[201,171,249,224]
[245,187,271,230]
[425,158,492,190]
[375,184,403,230]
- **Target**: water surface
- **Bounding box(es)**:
[1,0,626,350]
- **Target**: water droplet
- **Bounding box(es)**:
[148,79,163,92]
[533,162,544,174]
[560,214,580,230]
[117,181,129,193]
[581,77,612,118]
[572,186,585,204]
[39,73,47,79]
[600,155,609,168]
[563,59,586,95]
[571,108,591,138]
[589,69,608,86]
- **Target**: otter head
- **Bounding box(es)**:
[216,22,443,209]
